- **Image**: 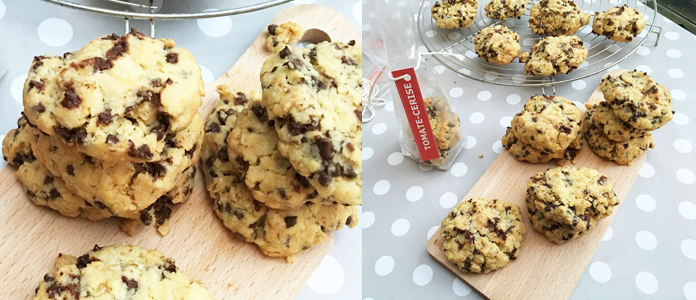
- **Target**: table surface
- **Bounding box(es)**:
[362,0,696,299]
[0,1,362,299]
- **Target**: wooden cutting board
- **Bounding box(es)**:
[427,69,643,300]
[0,4,359,300]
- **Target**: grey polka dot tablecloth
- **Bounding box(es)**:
[0,1,361,299]
[362,0,696,299]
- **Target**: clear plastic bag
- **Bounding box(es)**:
[373,1,466,170]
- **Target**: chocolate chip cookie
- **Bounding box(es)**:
[583,106,655,165]
[528,0,590,36]
[431,0,478,29]
[266,22,304,53]
[415,97,462,166]
[510,95,584,154]
[526,195,589,244]
[591,101,649,142]
[33,245,217,300]
[600,70,674,131]
[593,5,646,42]
[502,126,582,164]
[484,0,529,20]
[23,29,204,162]
[260,41,362,206]
[441,198,526,273]
[518,35,588,76]
[474,25,521,65]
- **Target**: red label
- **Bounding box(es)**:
[391,68,441,161]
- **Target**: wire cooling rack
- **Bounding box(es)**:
[41,0,292,37]
[417,0,661,87]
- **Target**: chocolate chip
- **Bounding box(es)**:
[93,244,102,251]
[34,103,46,113]
[286,117,315,135]
[127,141,153,160]
[186,144,198,159]
[76,254,99,269]
[140,210,153,225]
[106,134,119,144]
[315,138,333,160]
[268,24,278,35]
[152,78,162,87]
[277,188,288,199]
[234,92,249,105]
[122,276,138,290]
[49,188,60,198]
[29,80,45,92]
[32,56,45,70]
[206,122,221,133]
[90,57,113,72]
[558,125,571,134]
[348,40,356,46]
[341,56,358,66]
[138,162,167,179]
[250,103,266,119]
[102,33,119,40]
[284,216,298,228]
[279,47,292,59]
[317,170,332,187]
[346,216,353,226]
[106,36,129,61]
[236,157,249,171]
[66,164,74,176]
[164,133,178,148]
[44,175,54,184]
[54,126,88,145]
[166,53,179,64]
[217,145,228,162]
[97,109,113,126]
[598,175,607,185]
[354,109,362,121]
[61,83,82,109]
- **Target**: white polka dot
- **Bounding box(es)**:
[503,19,516,26]
[499,116,512,128]
[385,101,394,112]
[458,68,471,76]
[677,168,696,184]
[578,61,589,69]
[363,24,371,31]
[469,112,485,124]
[635,194,655,212]
[419,163,433,171]
[665,31,679,40]
[636,46,650,56]
[589,261,612,283]
[363,147,374,160]
[199,65,214,83]
[602,227,613,241]
[668,68,684,79]
[387,152,404,166]
[373,180,390,195]
[464,136,477,149]
[512,74,525,83]
[440,192,458,208]
[635,65,651,75]
[477,90,492,101]
[38,18,73,47]
[372,123,387,135]
[506,94,521,105]
[666,49,682,58]
[450,87,463,97]
[581,25,593,34]
[427,226,439,240]
[306,255,344,294]
[406,186,423,202]
[484,71,498,81]
[523,38,536,46]
[447,32,461,39]
[465,51,477,59]
[571,80,586,90]
[639,163,654,178]
[418,46,427,54]
[353,1,362,23]
[685,282,696,300]
[492,141,504,154]
[635,231,657,250]
[453,278,472,296]
[375,256,395,276]
[197,10,232,37]
[572,101,583,107]
[606,63,620,71]
[391,219,410,236]
[635,272,659,294]
[434,65,445,74]
[673,113,689,125]
[0,0,5,20]
[674,139,692,153]
[451,163,468,177]
[412,264,433,286]
[361,211,375,229]
[606,44,620,53]
[426,30,436,38]
[679,202,696,220]
[11,74,27,103]
[683,239,696,259]
[672,89,686,101]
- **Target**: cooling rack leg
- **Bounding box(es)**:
[124,17,130,34]
[650,25,662,47]
[150,19,155,38]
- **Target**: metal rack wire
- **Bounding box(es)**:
[417,0,662,88]
[41,0,293,37]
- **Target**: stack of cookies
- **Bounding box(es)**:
[1,29,205,236]
[202,40,361,263]
[502,95,584,164]
[583,70,672,165]
[526,166,619,244]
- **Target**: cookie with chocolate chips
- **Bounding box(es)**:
[510,95,583,154]
[526,194,590,244]
[600,70,674,131]
[527,166,619,241]
[202,94,358,263]
[591,101,649,142]
[409,97,461,166]
[593,5,646,42]
[265,22,304,53]
[260,41,362,206]
[518,35,588,76]
[501,126,582,164]
[528,0,590,36]
[228,100,330,210]
[484,0,529,20]
[33,245,217,300]
[23,29,204,162]
[441,198,526,273]
[583,106,655,165]
[431,0,478,29]
[474,25,521,65]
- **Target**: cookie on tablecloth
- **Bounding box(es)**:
[32,245,217,300]
[260,41,362,206]
[441,198,526,273]
[518,36,588,76]
[431,0,478,29]
[528,0,590,36]
[484,0,529,20]
[510,95,584,154]
[474,25,521,65]
[592,5,646,42]
[502,126,582,164]
[266,22,304,53]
